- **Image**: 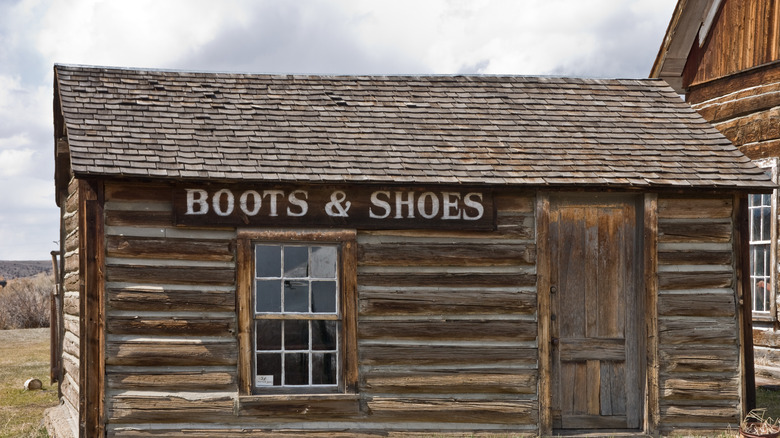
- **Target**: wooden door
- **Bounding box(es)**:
[549,196,644,431]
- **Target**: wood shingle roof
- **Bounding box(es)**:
[54,64,773,190]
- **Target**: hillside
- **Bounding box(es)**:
[0,261,52,280]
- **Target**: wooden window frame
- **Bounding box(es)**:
[237,229,358,407]
[750,159,778,323]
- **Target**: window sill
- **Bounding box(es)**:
[752,313,776,323]
[237,393,360,418]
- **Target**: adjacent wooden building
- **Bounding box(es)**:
[46,64,774,437]
[651,0,780,385]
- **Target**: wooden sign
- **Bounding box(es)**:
[173,185,494,230]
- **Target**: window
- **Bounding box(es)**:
[237,230,357,397]
[749,159,778,321]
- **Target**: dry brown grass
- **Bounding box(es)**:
[0,328,58,438]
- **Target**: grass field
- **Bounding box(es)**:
[0,328,58,438]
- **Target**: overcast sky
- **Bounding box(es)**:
[0,0,676,260]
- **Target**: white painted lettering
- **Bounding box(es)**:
[239,190,262,216]
[287,190,308,217]
[325,190,351,217]
[262,190,285,217]
[417,192,439,219]
[369,191,391,219]
[441,192,462,220]
[185,189,209,215]
[212,189,235,217]
[463,192,484,220]
[394,191,415,219]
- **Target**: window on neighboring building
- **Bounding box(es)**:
[237,230,358,396]
[749,159,777,321]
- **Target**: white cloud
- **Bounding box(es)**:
[0,145,36,178]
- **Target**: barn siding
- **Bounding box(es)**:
[656,195,742,434]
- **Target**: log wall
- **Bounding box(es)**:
[60,177,81,433]
[656,196,742,434]
[688,62,780,384]
[81,182,746,436]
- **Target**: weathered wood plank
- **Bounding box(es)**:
[658,317,738,344]
[362,369,537,394]
[106,315,235,337]
[359,288,535,316]
[754,328,780,348]
[659,345,739,373]
[105,182,173,203]
[107,265,235,286]
[106,369,236,391]
[657,198,732,219]
[359,344,537,366]
[106,235,234,261]
[358,242,535,267]
[366,397,537,424]
[109,392,235,423]
[237,395,360,419]
[659,404,740,424]
[658,292,736,317]
[359,272,536,288]
[359,319,536,342]
[658,271,733,290]
[105,210,174,227]
[660,375,740,400]
[107,286,234,312]
[657,249,732,265]
[106,338,237,366]
[715,107,780,146]
[494,192,534,212]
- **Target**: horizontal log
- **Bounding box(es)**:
[107,264,235,286]
[659,345,738,373]
[657,198,732,219]
[362,369,537,394]
[61,374,79,417]
[64,273,79,292]
[64,224,79,251]
[366,397,537,424]
[62,353,79,386]
[109,392,235,423]
[754,329,780,348]
[658,292,735,317]
[105,210,174,227]
[106,369,236,391]
[660,375,739,400]
[496,212,535,240]
[107,286,234,312]
[64,251,79,275]
[359,272,536,288]
[106,429,539,438]
[359,287,536,316]
[358,242,535,267]
[657,249,732,266]
[64,293,79,316]
[715,107,780,146]
[107,315,235,337]
[659,317,737,345]
[106,235,234,261]
[658,271,733,290]
[359,318,536,342]
[739,138,780,160]
[63,331,79,359]
[658,221,731,243]
[693,81,780,123]
[359,344,537,366]
[557,414,628,430]
[659,404,740,425]
[106,338,237,366]
[238,394,360,419]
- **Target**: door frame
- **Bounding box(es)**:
[536,192,659,435]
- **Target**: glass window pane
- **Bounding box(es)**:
[311,246,337,278]
[256,245,281,277]
[754,246,766,277]
[284,246,309,277]
[284,280,309,312]
[257,353,281,386]
[284,353,309,385]
[284,320,309,350]
[256,320,281,350]
[312,281,337,313]
[312,353,337,385]
[256,280,281,313]
[752,207,762,240]
[763,207,772,241]
[312,320,337,350]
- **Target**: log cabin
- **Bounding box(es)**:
[651,0,780,388]
[46,64,775,437]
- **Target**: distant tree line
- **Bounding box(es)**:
[0,260,52,280]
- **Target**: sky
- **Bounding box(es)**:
[0,0,676,260]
